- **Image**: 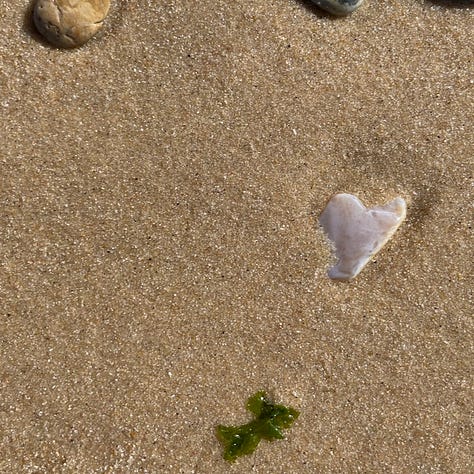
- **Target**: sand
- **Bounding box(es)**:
[0,0,473,472]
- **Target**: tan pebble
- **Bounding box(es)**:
[33,0,111,48]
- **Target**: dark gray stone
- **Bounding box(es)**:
[311,0,364,16]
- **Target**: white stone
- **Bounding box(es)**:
[319,193,406,280]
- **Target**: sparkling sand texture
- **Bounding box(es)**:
[0,1,473,472]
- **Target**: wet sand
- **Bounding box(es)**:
[0,0,473,472]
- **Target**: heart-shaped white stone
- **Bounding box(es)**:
[319,193,407,281]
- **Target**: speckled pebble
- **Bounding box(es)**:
[33,0,110,48]
[311,0,364,16]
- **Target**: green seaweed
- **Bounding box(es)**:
[216,391,300,463]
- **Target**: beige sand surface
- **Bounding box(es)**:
[0,0,473,472]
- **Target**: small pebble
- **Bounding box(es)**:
[311,0,364,16]
[319,194,406,281]
[33,0,110,48]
